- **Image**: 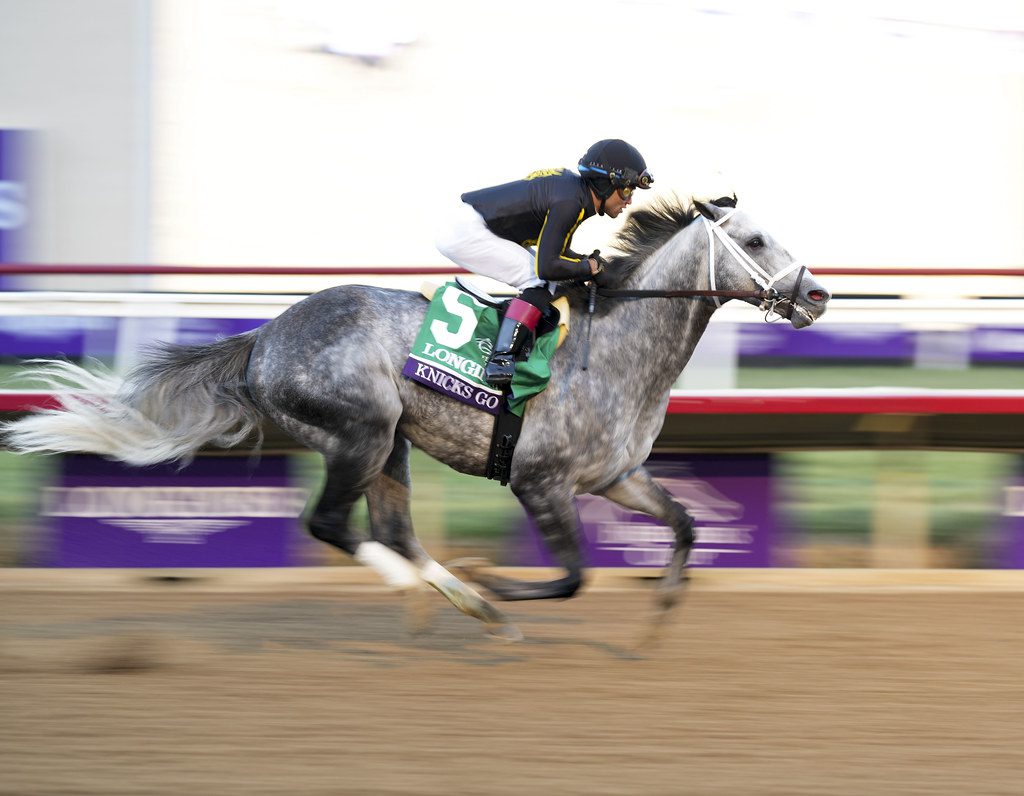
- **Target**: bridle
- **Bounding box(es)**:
[583,209,812,368]
[596,209,809,321]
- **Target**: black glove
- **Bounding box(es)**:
[587,249,613,287]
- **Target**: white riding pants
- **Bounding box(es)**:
[435,200,547,290]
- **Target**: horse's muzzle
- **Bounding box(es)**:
[785,276,830,329]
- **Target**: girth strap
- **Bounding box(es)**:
[485,399,523,486]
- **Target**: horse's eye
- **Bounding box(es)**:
[747,237,764,249]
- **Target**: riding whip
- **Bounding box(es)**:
[582,281,597,371]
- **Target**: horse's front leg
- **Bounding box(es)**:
[598,466,696,613]
[455,484,585,600]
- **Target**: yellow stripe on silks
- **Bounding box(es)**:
[562,209,585,256]
[524,167,564,180]
[533,211,551,276]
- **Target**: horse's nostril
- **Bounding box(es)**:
[808,289,827,302]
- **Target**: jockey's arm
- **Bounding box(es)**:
[533,201,593,282]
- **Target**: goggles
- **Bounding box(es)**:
[618,181,644,198]
[615,168,654,191]
[580,164,654,196]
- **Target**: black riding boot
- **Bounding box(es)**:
[484,296,543,387]
[484,316,531,387]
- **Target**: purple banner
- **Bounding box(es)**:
[0,129,32,271]
[970,327,1024,364]
[8,314,1021,366]
[0,316,263,359]
[740,323,1024,364]
[0,316,119,358]
[40,455,310,567]
[740,323,916,361]
[514,454,776,568]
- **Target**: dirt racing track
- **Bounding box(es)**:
[2,567,1024,796]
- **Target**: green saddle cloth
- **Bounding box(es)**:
[401,281,561,417]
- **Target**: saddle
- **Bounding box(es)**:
[421,276,570,351]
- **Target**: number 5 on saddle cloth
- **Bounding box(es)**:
[402,279,569,484]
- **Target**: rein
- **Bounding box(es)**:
[596,286,777,300]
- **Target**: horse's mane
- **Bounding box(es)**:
[602,194,738,287]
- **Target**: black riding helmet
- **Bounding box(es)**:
[578,139,653,215]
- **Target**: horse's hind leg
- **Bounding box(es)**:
[365,435,521,641]
[307,448,421,592]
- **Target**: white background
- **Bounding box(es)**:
[1,0,1022,270]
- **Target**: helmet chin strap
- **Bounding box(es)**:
[702,210,805,315]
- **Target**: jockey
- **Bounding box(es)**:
[436,138,653,387]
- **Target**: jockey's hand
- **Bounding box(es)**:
[587,250,612,286]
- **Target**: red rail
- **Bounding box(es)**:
[0,393,61,412]
[0,264,461,276]
[810,267,1024,277]
[4,391,1021,416]
[666,392,1024,415]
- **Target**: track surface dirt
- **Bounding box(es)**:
[2,580,1023,795]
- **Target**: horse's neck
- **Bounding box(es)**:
[602,292,715,391]
[593,243,716,394]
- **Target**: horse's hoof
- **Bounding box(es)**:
[635,586,687,650]
[655,574,690,612]
[487,623,524,643]
[633,619,666,652]
[655,588,681,612]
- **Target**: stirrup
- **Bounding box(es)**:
[484,354,516,387]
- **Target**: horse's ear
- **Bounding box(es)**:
[693,199,719,221]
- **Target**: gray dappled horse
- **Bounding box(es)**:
[3,197,829,641]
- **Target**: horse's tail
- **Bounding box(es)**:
[2,330,263,466]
